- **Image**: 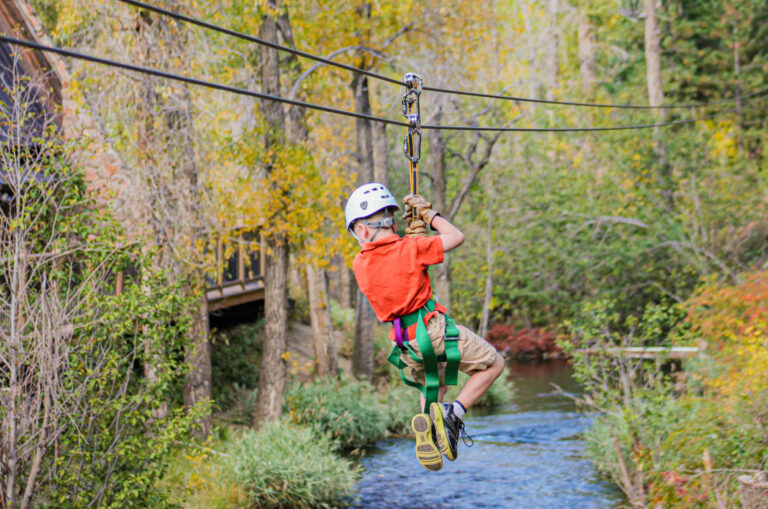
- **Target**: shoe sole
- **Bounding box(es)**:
[429,403,457,461]
[410,414,443,471]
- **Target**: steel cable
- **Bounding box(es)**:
[1,35,763,133]
[115,0,403,87]
[117,0,768,111]
[0,35,410,128]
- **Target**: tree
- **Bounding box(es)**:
[277,8,338,377]
[253,0,289,426]
[132,4,212,438]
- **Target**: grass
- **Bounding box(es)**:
[229,420,360,508]
[284,376,388,449]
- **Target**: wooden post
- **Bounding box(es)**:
[216,233,224,289]
[115,270,124,296]
[259,231,266,278]
[237,232,245,288]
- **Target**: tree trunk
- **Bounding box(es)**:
[351,72,376,383]
[353,291,375,382]
[340,264,353,309]
[428,107,451,308]
[522,0,538,112]
[184,295,212,439]
[545,0,560,101]
[372,122,389,186]
[254,0,288,426]
[256,238,289,423]
[643,0,665,113]
[578,14,596,97]
[352,75,375,182]
[733,25,743,156]
[307,264,336,375]
[643,0,672,210]
[578,12,598,180]
[479,191,494,338]
[278,10,337,378]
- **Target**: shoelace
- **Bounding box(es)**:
[458,421,474,447]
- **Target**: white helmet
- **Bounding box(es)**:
[345,183,399,231]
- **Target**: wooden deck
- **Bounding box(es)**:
[207,279,264,311]
[205,229,265,312]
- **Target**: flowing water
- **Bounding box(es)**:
[350,360,625,508]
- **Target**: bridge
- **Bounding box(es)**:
[205,229,265,312]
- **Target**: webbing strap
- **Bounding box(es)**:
[401,298,436,327]
[385,302,462,410]
[444,316,460,386]
[415,308,440,408]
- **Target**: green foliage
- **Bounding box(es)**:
[284,377,387,450]
[0,74,201,504]
[160,433,249,509]
[574,273,768,506]
[377,377,420,435]
[211,320,264,411]
[228,421,360,509]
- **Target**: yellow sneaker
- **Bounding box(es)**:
[430,402,459,461]
[410,413,443,471]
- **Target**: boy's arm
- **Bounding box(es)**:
[431,215,464,253]
[403,195,465,253]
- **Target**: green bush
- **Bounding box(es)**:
[211,320,264,411]
[284,377,387,449]
[584,392,768,508]
[229,421,359,508]
[378,379,420,435]
[160,437,248,509]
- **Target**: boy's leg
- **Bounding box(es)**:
[431,324,504,461]
[419,385,449,412]
[454,353,505,409]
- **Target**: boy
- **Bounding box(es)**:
[345,183,505,471]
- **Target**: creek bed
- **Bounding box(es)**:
[350,360,624,508]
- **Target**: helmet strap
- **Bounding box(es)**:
[363,215,394,242]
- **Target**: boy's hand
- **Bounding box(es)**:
[405,219,427,236]
[402,194,440,226]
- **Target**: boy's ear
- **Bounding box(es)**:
[352,221,367,239]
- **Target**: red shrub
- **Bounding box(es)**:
[486,323,561,359]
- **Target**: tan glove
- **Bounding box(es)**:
[402,194,440,226]
[405,219,427,237]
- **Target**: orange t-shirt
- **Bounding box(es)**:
[352,234,444,326]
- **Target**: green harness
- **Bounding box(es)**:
[386,298,461,410]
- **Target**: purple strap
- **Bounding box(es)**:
[393,317,408,350]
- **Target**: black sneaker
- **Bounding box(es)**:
[410,413,443,471]
[429,402,473,461]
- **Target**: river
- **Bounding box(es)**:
[351,360,625,508]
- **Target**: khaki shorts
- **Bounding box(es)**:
[396,313,498,385]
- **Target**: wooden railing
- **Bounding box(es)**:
[113,229,266,310]
[580,347,700,359]
[205,229,265,311]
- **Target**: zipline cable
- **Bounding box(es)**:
[421,84,768,110]
[421,99,763,131]
[1,35,763,133]
[115,0,767,111]
[0,35,410,128]
[115,0,403,87]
